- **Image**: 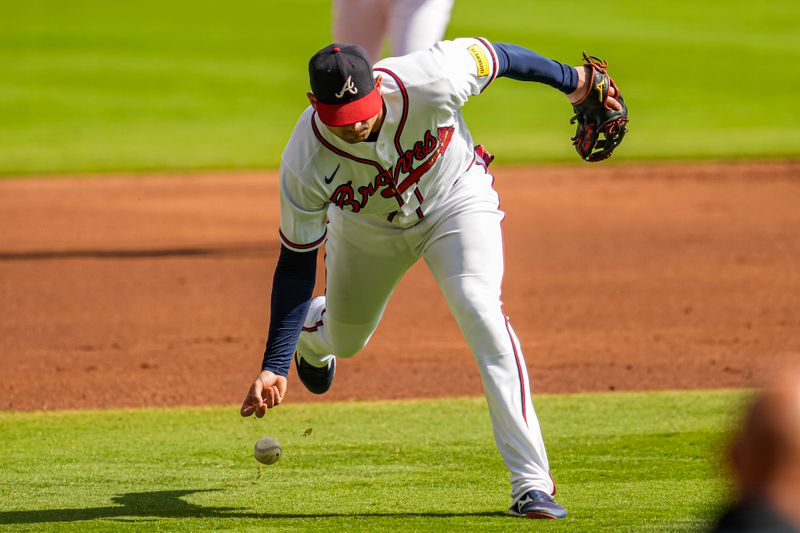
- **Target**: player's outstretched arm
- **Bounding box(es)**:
[492,42,628,161]
[493,42,620,109]
[240,245,317,417]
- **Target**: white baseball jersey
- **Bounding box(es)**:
[279,37,499,251]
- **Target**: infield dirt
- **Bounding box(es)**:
[1,161,798,411]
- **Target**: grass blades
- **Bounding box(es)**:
[0,0,798,175]
[0,390,747,531]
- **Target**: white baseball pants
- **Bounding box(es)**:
[296,162,555,499]
[332,0,455,62]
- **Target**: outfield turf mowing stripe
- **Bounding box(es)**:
[1,0,798,175]
[0,390,747,531]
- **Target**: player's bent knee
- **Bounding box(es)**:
[325,316,378,358]
[445,284,502,327]
[445,289,512,353]
[328,331,372,359]
[455,301,502,332]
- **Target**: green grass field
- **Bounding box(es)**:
[1,0,798,175]
[0,390,747,532]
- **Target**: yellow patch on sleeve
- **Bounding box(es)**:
[467,44,490,77]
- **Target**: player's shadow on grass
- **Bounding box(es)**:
[0,489,504,524]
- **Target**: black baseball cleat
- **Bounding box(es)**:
[507,490,568,519]
[294,352,336,394]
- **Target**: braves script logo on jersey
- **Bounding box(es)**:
[329,127,454,213]
[335,76,358,98]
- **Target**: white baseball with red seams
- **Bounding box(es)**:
[254,436,282,465]
[278,38,555,500]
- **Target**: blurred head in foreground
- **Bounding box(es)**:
[711,366,800,532]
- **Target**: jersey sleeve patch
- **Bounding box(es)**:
[468,44,490,77]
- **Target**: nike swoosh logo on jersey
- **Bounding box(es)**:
[324,164,340,184]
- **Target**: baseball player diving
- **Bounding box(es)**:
[241,38,628,519]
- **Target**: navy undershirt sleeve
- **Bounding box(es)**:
[260,245,317,376]
[493,42,578,94]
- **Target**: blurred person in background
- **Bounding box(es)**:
[332,0,454,62]
[711,367,800,532]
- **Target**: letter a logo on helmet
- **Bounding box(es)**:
[309,44,381,126]
[335,76,358,99]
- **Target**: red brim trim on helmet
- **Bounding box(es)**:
[315,85,382,126]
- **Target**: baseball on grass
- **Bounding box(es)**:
[254,436,282,465]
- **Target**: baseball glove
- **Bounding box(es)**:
[570,53,628,162]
